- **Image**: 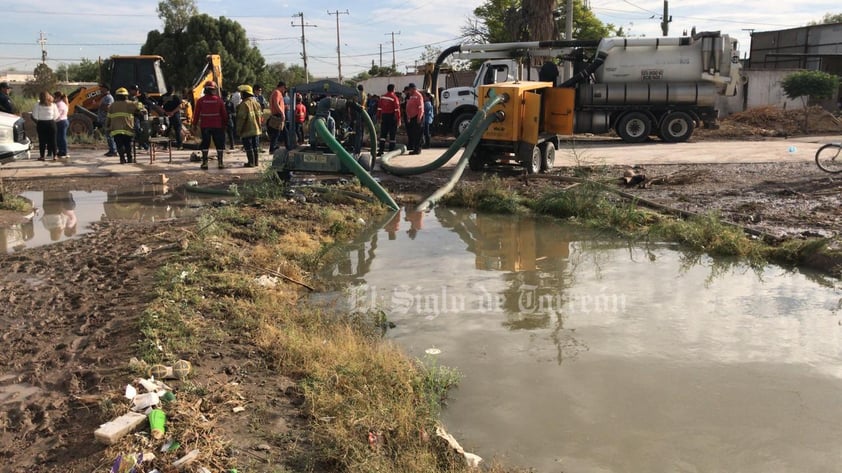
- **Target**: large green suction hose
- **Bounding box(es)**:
[414,110,504,212]
[312,117,399,211]
[379,92,507,176]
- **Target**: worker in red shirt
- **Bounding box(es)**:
[193,81,229,169]
[376,84,401,155]
[404,83,424,155]
[294,93,307,145]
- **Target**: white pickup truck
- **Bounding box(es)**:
[0,112,30,163]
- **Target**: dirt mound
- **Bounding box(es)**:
[699,106,842,139]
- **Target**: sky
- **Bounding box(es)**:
[2,0,841,81]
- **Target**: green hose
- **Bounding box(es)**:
[312,118,399,211]
[379,92,506,176]
[349,101,378,158]
[414,110,503,213]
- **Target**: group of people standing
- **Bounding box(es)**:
[26,88,70,161]
[373,83,434,156]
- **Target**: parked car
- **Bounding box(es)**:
[0,111,30,164]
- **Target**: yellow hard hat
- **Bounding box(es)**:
[115,87,129,96]
[238,84,253,95]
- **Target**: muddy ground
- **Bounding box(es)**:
[0,134,841,471]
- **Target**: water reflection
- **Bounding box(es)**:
[318,208,842,473]
[1,186,213,253]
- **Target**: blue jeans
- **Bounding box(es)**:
[56,119,68,156]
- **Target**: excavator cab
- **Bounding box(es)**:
[106,55,168,99]
[66,55,167,135]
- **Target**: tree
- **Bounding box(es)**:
[464,0,615,44]
[157,0,198,33]
[142,14,266,93]
[55,59,100,83]
[23,63,59,98]
[781,70,839,132]
[255,63,311,91]
[808,13,842,25]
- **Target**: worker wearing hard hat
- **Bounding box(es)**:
[193,80,229,169]
[235,84,263,168]
[105,87,146,164]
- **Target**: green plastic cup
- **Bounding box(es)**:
[148,409,166,439]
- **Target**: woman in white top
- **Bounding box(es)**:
[53,91,69,158]
[32,91,58,160]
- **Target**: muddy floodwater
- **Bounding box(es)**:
[0,185,214,253]
[319,208,842,472]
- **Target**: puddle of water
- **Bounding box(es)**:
[318,208,842,472]
[0,185,215,253]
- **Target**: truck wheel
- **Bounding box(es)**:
[524,146,541,174]
[616,112,651,143]
[659,111,695,143]
[452,112,475,138]
[539,142,555,172]
[68,115,93,136]
[468,153,486,171]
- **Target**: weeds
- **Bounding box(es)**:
[0,194,33,212]
[444,176,523,214]
[140,195,469,472]
[532,183,649,232]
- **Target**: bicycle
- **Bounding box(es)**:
[815,142,842,173]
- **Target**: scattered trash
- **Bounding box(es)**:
[95,412,147,445]
[232,406,246,413]
[436,425,483,468]
[425,348,442,355]
[172,449,200,470]
[159,173,169,185]
[622,167,646,186]
[148,409,166,440]
[160,391,176,403]
[125,384,137,400]
[788,145,798,153]
[110,453,142,473]
[254,443,271,451]
[131,245,152,257]
[187,180,199,186]
[160,439,180,453]
[132,391,160,412]
[254,275,279,287]
[149,359,192,380]
[356,218,366,225]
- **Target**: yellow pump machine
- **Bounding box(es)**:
[471,81,575,174]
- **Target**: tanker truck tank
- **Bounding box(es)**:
[577,82,719,107]
[593,32,739,94]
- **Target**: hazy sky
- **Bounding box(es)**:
[2,0,839,79]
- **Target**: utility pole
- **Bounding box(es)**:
[37,31,48,63]
[328,9,350,83]
[385,31,400,70]
[564,0,573,80]
[660,0,672,36]
[291,12,317,83]
[379,43,383,69]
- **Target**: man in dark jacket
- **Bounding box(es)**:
[0,82,16,114]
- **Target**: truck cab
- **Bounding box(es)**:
[439,59,539,137]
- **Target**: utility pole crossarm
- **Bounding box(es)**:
[292,12,317,84]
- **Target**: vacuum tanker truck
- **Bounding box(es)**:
[431,31,742,143]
